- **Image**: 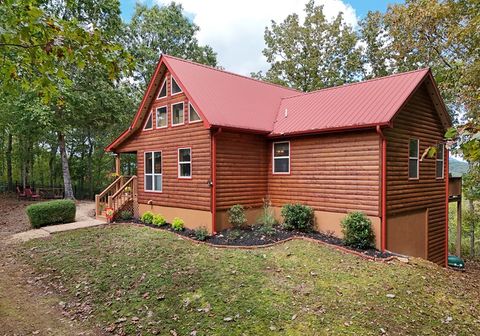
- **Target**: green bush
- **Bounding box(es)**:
[119,210,133,221]
[141,211,154,224]
[26,200,76,228]
[257,199,277,226]
[341,211,375,249]
[281,204,314,232]
[171,217,185,231]
[194,227,209,241]
[228,204,247,228]
[152,214,166,226]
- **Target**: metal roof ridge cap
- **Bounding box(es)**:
[163,54,301,93]
[279,68,431,101]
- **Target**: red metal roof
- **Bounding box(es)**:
[271,68,430,136]
[106,55,449,151]
[165,55,299,132]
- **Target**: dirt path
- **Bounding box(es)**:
[0,195,102,335]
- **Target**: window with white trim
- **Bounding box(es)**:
[156,106,167,128]
[178,148,191,178]
[436,143,445,179]
[171,77,182,95]
[172,102,184,126]
[189,104,201,123]
[145,151,162,191]
[273,142,290,174]
[408,139,419,179]
[158,78,167,99]
[143,112,153,130]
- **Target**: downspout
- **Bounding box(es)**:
[445,147,449,267]
[211,128,222,234]
[376,125,387,252]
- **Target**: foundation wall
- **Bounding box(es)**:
[139,203,213,233]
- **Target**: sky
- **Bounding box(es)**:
[119,0,404,75]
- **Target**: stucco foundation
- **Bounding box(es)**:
[216,206,381,249]
[139,203,213,233]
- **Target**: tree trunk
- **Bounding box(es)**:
[469,199,475,257]
[6,133,13,191]
[58,131,75,199]
[49,142,58,187]
[87,131,94,199]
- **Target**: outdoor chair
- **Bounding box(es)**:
[16,186,26,199]
[25,187,41,200]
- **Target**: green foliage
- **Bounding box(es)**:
[341,212,375,249]
[281,204,314,232]
[119,210,133,221]
[194,227,209,241]
[259,0,364,91]
[257,199,277,226]
[228,204,247,228]
[152,214,166,226]
[257,224,276,236]
[124,2,216,89]
[26,199,76,228]
[171,217,185,231]
[141,211,154,224]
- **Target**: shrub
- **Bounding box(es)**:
[171,217,185,231]
[257,199,277,226]
[281,204,314,232]
[152,214,166,226]
[119,210,133,221]
[341,211,375,249]
[194,227,209,241]
[141,211,154,224]
[228,204,247,228]
[26,200,76,228]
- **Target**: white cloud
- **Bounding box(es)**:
[157,0,358,75]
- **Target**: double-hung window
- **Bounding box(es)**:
[408,139,419,179]
[156,106,167,128]
[273,142,290,174]
[145,151,162,192]
[436,143,445,179]
[178,148,192,178]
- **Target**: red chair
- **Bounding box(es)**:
[16,186,26,199]
[25,187,40,200]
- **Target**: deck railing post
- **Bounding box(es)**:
[95,194,100,217]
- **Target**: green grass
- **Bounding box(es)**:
[19,225,480,335]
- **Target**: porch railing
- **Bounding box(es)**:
[95,175,136,219]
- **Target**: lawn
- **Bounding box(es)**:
[18,224,480,335]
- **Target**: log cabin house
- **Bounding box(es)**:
[97,54,451,265]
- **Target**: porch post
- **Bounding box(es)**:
[456,198,462,257]
[115,153,121,176]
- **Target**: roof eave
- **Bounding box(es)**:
[268,122,391,138]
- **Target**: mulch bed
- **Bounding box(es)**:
[116,219,394,260]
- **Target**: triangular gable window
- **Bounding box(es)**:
[157,78,167,99]
[143,111,153,130]
[171,77,182,95]
[189,104,201,123]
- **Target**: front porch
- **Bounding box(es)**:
[95,153,138,220]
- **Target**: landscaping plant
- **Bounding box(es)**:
[228,204,247,228]
[140,211,154,224]
[171,217,185,231]
[26,200,76,228]
[194,227,209,241]
[152,214,166,226]
[119,210,133,221]
[341,211,375,249]
[281,203,314,232]
[257,199,277,227]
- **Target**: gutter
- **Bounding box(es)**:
[376,125,387,252]
[211,128,222,234]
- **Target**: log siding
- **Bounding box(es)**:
[115,72,211,211]
[384,84,447,264]
[267,131,381,216]
[215,131,268,210]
